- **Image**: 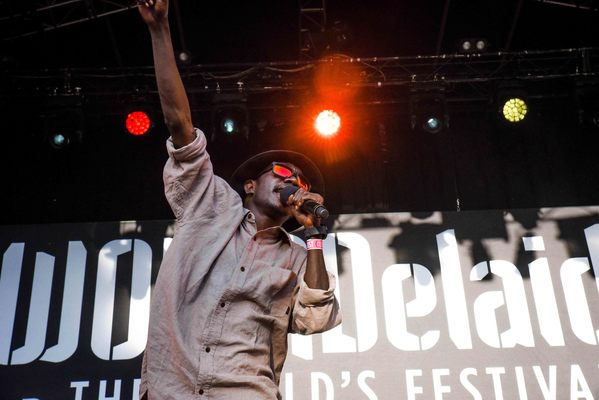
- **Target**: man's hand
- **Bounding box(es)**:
[285,188,325,228]
[287,188,330,290]
[138,0,168,28]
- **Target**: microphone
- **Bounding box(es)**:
[280,185,329,219]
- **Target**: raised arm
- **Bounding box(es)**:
[138,0,195,148]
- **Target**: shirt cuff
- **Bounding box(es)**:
[166,128,203,161]
[297,272,337,306]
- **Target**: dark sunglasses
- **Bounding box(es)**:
[257,162,311,191]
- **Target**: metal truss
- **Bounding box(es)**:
[0,0,135,40]
[3,47,598,112]
[298,0,327,59]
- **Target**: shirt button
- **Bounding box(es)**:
[206,347,211,353]
[240,266,246,272]
[199,389,204,395]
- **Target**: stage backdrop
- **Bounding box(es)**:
[2,206,599,399]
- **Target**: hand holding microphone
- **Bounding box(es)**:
[280,185,329,220]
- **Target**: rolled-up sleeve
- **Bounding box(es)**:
[163,128,241,223]
[290,272,342,335]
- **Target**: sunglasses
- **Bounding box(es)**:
[257,162,311,191]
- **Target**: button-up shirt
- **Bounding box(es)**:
[140,129,341,400]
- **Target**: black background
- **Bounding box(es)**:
[1,0,599,225]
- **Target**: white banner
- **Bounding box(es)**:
[1,207,599,399]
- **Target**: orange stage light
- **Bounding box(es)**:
[314,109,341,137]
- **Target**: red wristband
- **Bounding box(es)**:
[306,238,323,250]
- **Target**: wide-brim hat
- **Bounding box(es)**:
[229,150,325,232]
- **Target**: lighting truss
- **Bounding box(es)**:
[0,0,136,40]
[3,48,598,112]
[299,0,327,59]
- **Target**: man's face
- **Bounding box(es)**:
[247,162,305,217]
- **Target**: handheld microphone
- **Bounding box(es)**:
[280,185,329,219]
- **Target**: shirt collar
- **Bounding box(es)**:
[244,210,292,245]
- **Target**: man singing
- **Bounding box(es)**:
[137,1,342,399]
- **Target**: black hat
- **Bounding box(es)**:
[229,150,325,197]
[229,150,325,232]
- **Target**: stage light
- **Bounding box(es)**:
[458,38,489,54]
[495,82,529,125]
[45,128,82,150]
[461,40,472,52]
[121,91,156,137]
[177,50,192,66]
[423,116,442,133]
[410,89,449,134]
[125,110,152,135]
[221,117,237,134]
[502,97,528,122]
[210,93,249,142]
[42,93,85,150]
[214,109,247,137]
[314,109,341,137]
[50,133,69,149]
[475,39,487,51]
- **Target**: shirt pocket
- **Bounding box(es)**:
[243,261,297,309]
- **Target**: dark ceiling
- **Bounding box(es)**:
[2,0,599,69]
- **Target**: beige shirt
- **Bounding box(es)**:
[140,130,341,400]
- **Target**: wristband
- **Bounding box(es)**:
[306,238,323,250]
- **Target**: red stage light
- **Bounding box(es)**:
[125,111,151,136]
[314,109,341,137]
